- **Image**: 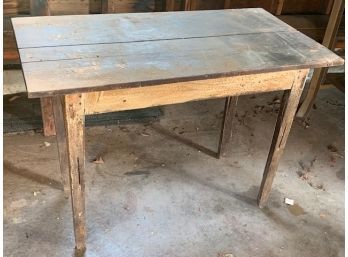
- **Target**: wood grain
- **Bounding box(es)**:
[47,0,89,15]
[12,9,295,48]
[84,70,299,114]
[106,0,156,13]
[52,96,70,198]
[19,30,343,98]
[257,69,309,208]
[40,97,56,136]
[63,93,86,250]
[296,0,344,119]
[217,96,238,158]
[166,0,175,11]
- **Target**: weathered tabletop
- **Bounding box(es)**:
[12,8,343,98]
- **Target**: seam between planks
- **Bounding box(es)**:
[17,30,296,51]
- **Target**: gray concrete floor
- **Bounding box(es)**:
[4,88,344,257]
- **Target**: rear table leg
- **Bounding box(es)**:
[52,96,70,198]
[217,96,238,158]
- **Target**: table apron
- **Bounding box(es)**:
[84,69,304,115]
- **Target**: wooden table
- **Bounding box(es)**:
[12,9,343,250]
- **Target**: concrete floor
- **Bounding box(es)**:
[4,88,344,257]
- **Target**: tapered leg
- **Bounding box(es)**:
[257,69,309,208]
[52,96,70,198]
[218,96,238,158]
[63,93,87,250]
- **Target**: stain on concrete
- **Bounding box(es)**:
[122,191,138,214]
[124,170,151,176]
[213,204,225,214]
[336,168,344,180]
[288,203,305,216]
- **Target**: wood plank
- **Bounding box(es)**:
[282,0,331,15]
[296,0,344,118]
[47,0,89,15]
[90,0,102,14]
[4,16,21,65]
[166,0,175,11]
[185,0,190,10]
[324,72,344,92]
[4,0,30,16]
[19,31,344,98]
[12,9,296,48]
[224,0,231,9]
[52,96,70,198]
[229,0,275,13]
[107,0,156,13]
[275,0,285,15]
[30,0,49,15]
[184,0,191,10]
[3,69,26,95]
[63,93,86,250]
[84,70,299,114]
[40,97,56,136]
[258,69,309,208]
[279,14,345,45]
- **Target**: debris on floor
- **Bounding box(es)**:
[43,141,51,147]
[284,198,294,205]
[33,191,40,196]
[297,158,316,181]
[218,253,234,257]
[301,119,311,129]
[92,156,104,164]
[9,95,22,102]
[297,157,325,191]
[328,144,343,159]
[327,144,338,153]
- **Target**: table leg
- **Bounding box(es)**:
[63,93,87,250]
[257,69,309,208]
[40,97,56,136]
[52,96,70,198]
[217,96,238,158]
